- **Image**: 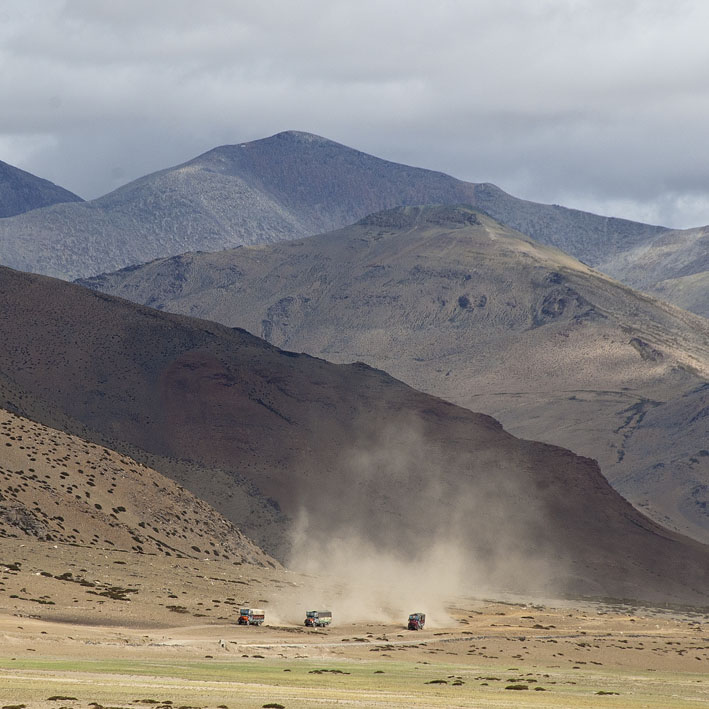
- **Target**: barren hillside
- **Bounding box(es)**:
[80,206,709,543]
[599,224,709,318]
[2,264,709,604]
[0,408,274,566]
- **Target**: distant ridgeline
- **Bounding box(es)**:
[0,130,667,281]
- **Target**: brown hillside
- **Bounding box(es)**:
[0,407,275,566]
[1,265,709,604]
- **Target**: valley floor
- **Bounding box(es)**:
[1,539,708,708]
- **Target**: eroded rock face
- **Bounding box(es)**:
[0,500,50,537]
[629,337,664,362]
[531,287,595,328]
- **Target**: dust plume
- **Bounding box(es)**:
[282,414,569,625]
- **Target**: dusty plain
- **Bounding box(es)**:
[1,539,708,708]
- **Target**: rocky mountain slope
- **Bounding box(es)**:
[0,159,83,218]
[2,264,709,604]
[80,206,709,544]
[0,131,666,280]
[599,225,709,318]
[0,407,274,565]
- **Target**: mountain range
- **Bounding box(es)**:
[79,205,709,544]
[0,130,670,282]
[3,132,709,609]
[2,131,707,316]
[2,264,709,604]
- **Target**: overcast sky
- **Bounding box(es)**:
[2,0,708,228]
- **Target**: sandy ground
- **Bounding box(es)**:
[1,538,708,708]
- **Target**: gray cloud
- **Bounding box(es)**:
[1,0,708,227]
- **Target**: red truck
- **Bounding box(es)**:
[407,612,426,630]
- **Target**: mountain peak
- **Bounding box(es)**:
[269,130,335,144]
[195,130,338,162]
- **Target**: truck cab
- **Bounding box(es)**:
[407,612,426,630]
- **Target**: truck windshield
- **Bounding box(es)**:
[306,611,317,617]
[239,609,249,615]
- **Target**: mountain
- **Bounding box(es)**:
[0,131,666,280]
[599,225,709,318]
[0,352,288,560]
[0,159,83,218]
[2,264,709,605]
[79,205,709,545]
[0,407,274,565]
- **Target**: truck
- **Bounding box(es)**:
[238,608,265,626]
[304,610,332,628]
[407,612,425,630]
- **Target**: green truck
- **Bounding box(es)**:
[238,608,265,625]
[304,610,332,627]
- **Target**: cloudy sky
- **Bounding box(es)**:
[2,0,708,228]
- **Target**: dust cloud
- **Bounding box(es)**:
[283,515,462,627]
[281,415,568,626]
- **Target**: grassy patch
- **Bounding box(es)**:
[0,657,702,708]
